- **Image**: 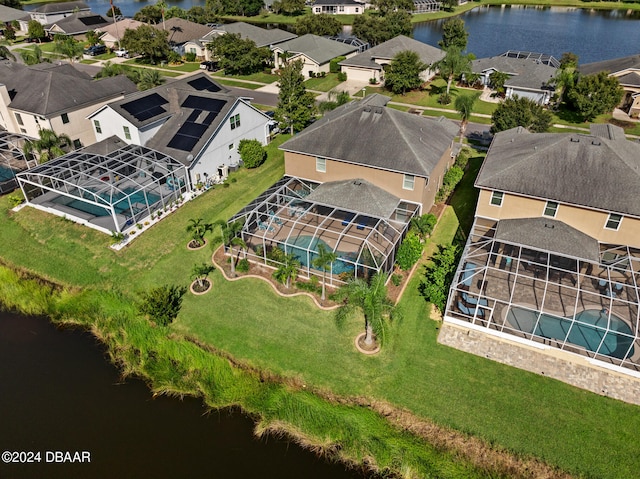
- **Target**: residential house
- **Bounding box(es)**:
[24,1,90,27]
[152,17,214,56]
[280,94,458,214]
[411,0,441,13]
[579,54,640,118]
[0,62,137,148]
[0,4,27,26]
[227,95,458,284]
[339,35,444,83]
[87,73,271,186]
[272,34,359,77]
[471,51,559,104]
[187,22,297,61]
[45,12,111,39]
[441,124,640,404]
[96,19,144,49]
[311,0,366,15]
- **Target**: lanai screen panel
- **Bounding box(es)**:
[0,132,35,194]
[445,217,640,372]
[17,144,189,233]
[230,177,417,284]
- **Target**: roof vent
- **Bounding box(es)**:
[373,107,383,114]
[544,223,555,229]
[363,106,371,113]
[592,140,601,146]
[353,180,361,186]
[570,137,580,142]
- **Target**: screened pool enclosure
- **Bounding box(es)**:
[445,217,640,373]
[230,177,419,285]
[17,144,190,234]
[0,132,35,194]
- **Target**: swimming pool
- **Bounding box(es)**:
[286,235,355,275]
[53,188,161,217]
[507,306,635,360]
[0,165,16,182]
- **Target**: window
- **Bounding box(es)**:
[315,7,320,12]
[605,213,622,231]
[20,128,26,135]
[94,120,102,134]
[543,201,558,217]
[72,139,81,149]
[15,113,23,126]
[339,5,344,11]
[123,126,131,140]
[61,113,69,124]
[490,191,504,206]
[403,174,415,191]
[355,7,359,12]
[228,143,234,150]
[230,113,240,130]
[316,157,326,172]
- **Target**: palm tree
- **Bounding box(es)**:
[454,92,480,148]
[335,272,398,349]
[20,45,47,66]
[137,69,165,91]
[488,70,510,96]
[186,218,213,247]
[0,45,15,61]
[215,219,246,277]
[52,35,84,63]
[410,214,437,242]
[311,243,337,301]
[191,262,215,289]
[23,129,72,164]
[273,252,300,289]
[434,46,472,96]
[96,60,124,78]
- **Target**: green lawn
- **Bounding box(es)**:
[304,73,345,92]
[214,78,264,90]
[213,70,279,84]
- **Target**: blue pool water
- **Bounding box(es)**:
[286,235,355,275]
[0,165,16,182]
[507,307,635,360]
[55,187,161,217]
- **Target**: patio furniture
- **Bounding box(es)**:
[615,283,624,293]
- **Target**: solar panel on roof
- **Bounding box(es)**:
[79,16,107,26]
[187,76,222,92]
[122,93,169,122]
[186,110,201,122]
[181,95,226,113]
[167,134,199,152]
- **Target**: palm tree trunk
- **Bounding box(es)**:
[321,270,326,301]
[230,247,236,277]
[459,120,467,148]
[364,318,374,346]
[446,75,453,95]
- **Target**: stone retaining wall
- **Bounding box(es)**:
[438,322,640,406]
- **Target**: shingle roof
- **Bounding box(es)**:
[0,62,137,117]
[472,55,557,91]
[616,71,640,88]
[339,35,443,70]
[208,22,297,47]
[45,12,111,35]
[0,4,28,22]
[32,1,89,13]
[476,127,640,217]
[306,178,400,218]
[280,96,458,178]
[495,218,600,262]
[579,54,640,76]
[153,18,213,45]
[97,19,145,41]
[313,0,364,5]
[273,34,358,65]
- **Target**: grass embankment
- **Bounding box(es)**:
[2,142,640,478]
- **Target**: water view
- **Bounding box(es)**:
[0,311,367,479]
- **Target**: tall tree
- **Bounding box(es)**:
[0,45,15,61]
[133,5,163,23]
[122,25,171,64]
[491,95,552,133]
[185,5,219,24]
[191,263,215,289]
[352,12,411,47]
[137,69,165,91]
[23,129,72,164]
[271,0,305,15]
[27,20,46,43]
[454,92,480,148]
[488,70,510,95]
[186,218,214,248]
[434,46,472,95]
[275,59,316,134]
[372,0,413,15]
[215,219,246,277]
[20,45,46,65]
[567,71,623,121]
[106,5,122,17]
[294,14,342,36]
[0,0,22,9]
[438,18,468,50]
[273,252,300,289]
[53,35,84,62]
[384,50,427,95]
[312,243,338,301]
[207,33,270,75]
[335,272,398,349]
[85,30,100,46]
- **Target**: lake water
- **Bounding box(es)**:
[0,311,367,479]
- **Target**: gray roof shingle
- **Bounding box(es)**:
[306,178,400,218]
[472,55,557,91]
[273,34,358,65]
[339,35,443,70]
[32,1,89,13]
[495,218,600,262]
[579,54,640,76]
[0,62,137,117]
[280,95,458,178]
[45,12,111,35]
[476,127,640,217]
[153,18,214,46]
[209,22,297,47]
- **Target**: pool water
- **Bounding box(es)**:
[507,306,635,360]
[286,235,355,275]
[0,165,16,182]
[54,187,161,217]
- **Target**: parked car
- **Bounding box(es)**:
[114,49,129,58]
[84,44,107,56]
[199,61,218,72]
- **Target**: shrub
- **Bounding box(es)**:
[391,273,402,287]
[410,214,437,240]
[436,165,464,203]
[295,280,321,294]
[337,72,347,81]
[419,244,460,312]
[238,139,267,168]
[330,55,345,73]
[184,52,196,62]
[454,148,472,170]
[138,284,187,326]
[369,77,377,85]
[111,231,125,243]
[7,194,23,208]
[438,93,452,105]
[236,258,250,273]
[396,233,423,271]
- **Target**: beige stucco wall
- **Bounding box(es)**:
[477,189,640,248]
[285,151,455,212]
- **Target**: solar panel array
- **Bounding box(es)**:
[121,93,169,122]
[166,95,228,153]
[187,76,222,92]
[79,16,108,26]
